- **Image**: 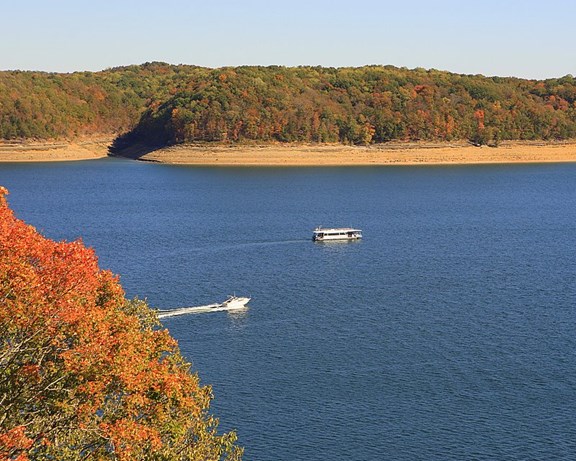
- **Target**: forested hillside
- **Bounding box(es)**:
[0,62,197,139]
[1,63,575,147]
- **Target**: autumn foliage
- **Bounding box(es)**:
[0,187,242,460]
[2,64,576,148]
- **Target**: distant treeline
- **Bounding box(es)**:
[1,63,576,147]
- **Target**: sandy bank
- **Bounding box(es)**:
[2,139,576,166]
[133,140,576,166]
[0,138,112,162]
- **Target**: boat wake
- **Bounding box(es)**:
[223,239,308,250]
[157,296,250,318]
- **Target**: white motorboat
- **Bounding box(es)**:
[220,295,251,309]
[157,295,251,318]
[313,227,362,241]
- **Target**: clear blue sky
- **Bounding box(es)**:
[2,0,574,79]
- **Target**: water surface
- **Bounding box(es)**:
[1,158,575,460]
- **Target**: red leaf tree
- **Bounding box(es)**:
[0,187,242,461]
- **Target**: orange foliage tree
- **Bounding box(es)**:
[0,187,242,461]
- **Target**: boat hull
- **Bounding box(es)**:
[313,234,362,241]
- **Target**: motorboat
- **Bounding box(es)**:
[157,295,251,318]
[220,295,251,309]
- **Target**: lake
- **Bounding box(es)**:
[1,158,575,460]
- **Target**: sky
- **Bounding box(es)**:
[1,0,574,79]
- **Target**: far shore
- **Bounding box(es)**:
[2,139,576,166]
[0,138,112,162]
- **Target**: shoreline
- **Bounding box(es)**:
[0,138,112,162]
[2,139,576,166]
[139,141,576,166]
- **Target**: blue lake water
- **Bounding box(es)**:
[1,158,575,460]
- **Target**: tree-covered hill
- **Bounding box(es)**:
[1,63,575,147]
[0,62,202,139]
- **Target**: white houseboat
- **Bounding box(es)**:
[313,227,362,242]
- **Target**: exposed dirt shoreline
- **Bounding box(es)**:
[2,139,576,166]
[0,138,112,162]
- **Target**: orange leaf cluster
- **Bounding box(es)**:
[0,187,242,460]
[474,109,486,130]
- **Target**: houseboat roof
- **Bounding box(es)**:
[314,227,362,233]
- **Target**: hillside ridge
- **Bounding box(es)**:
[1,64,575,155]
